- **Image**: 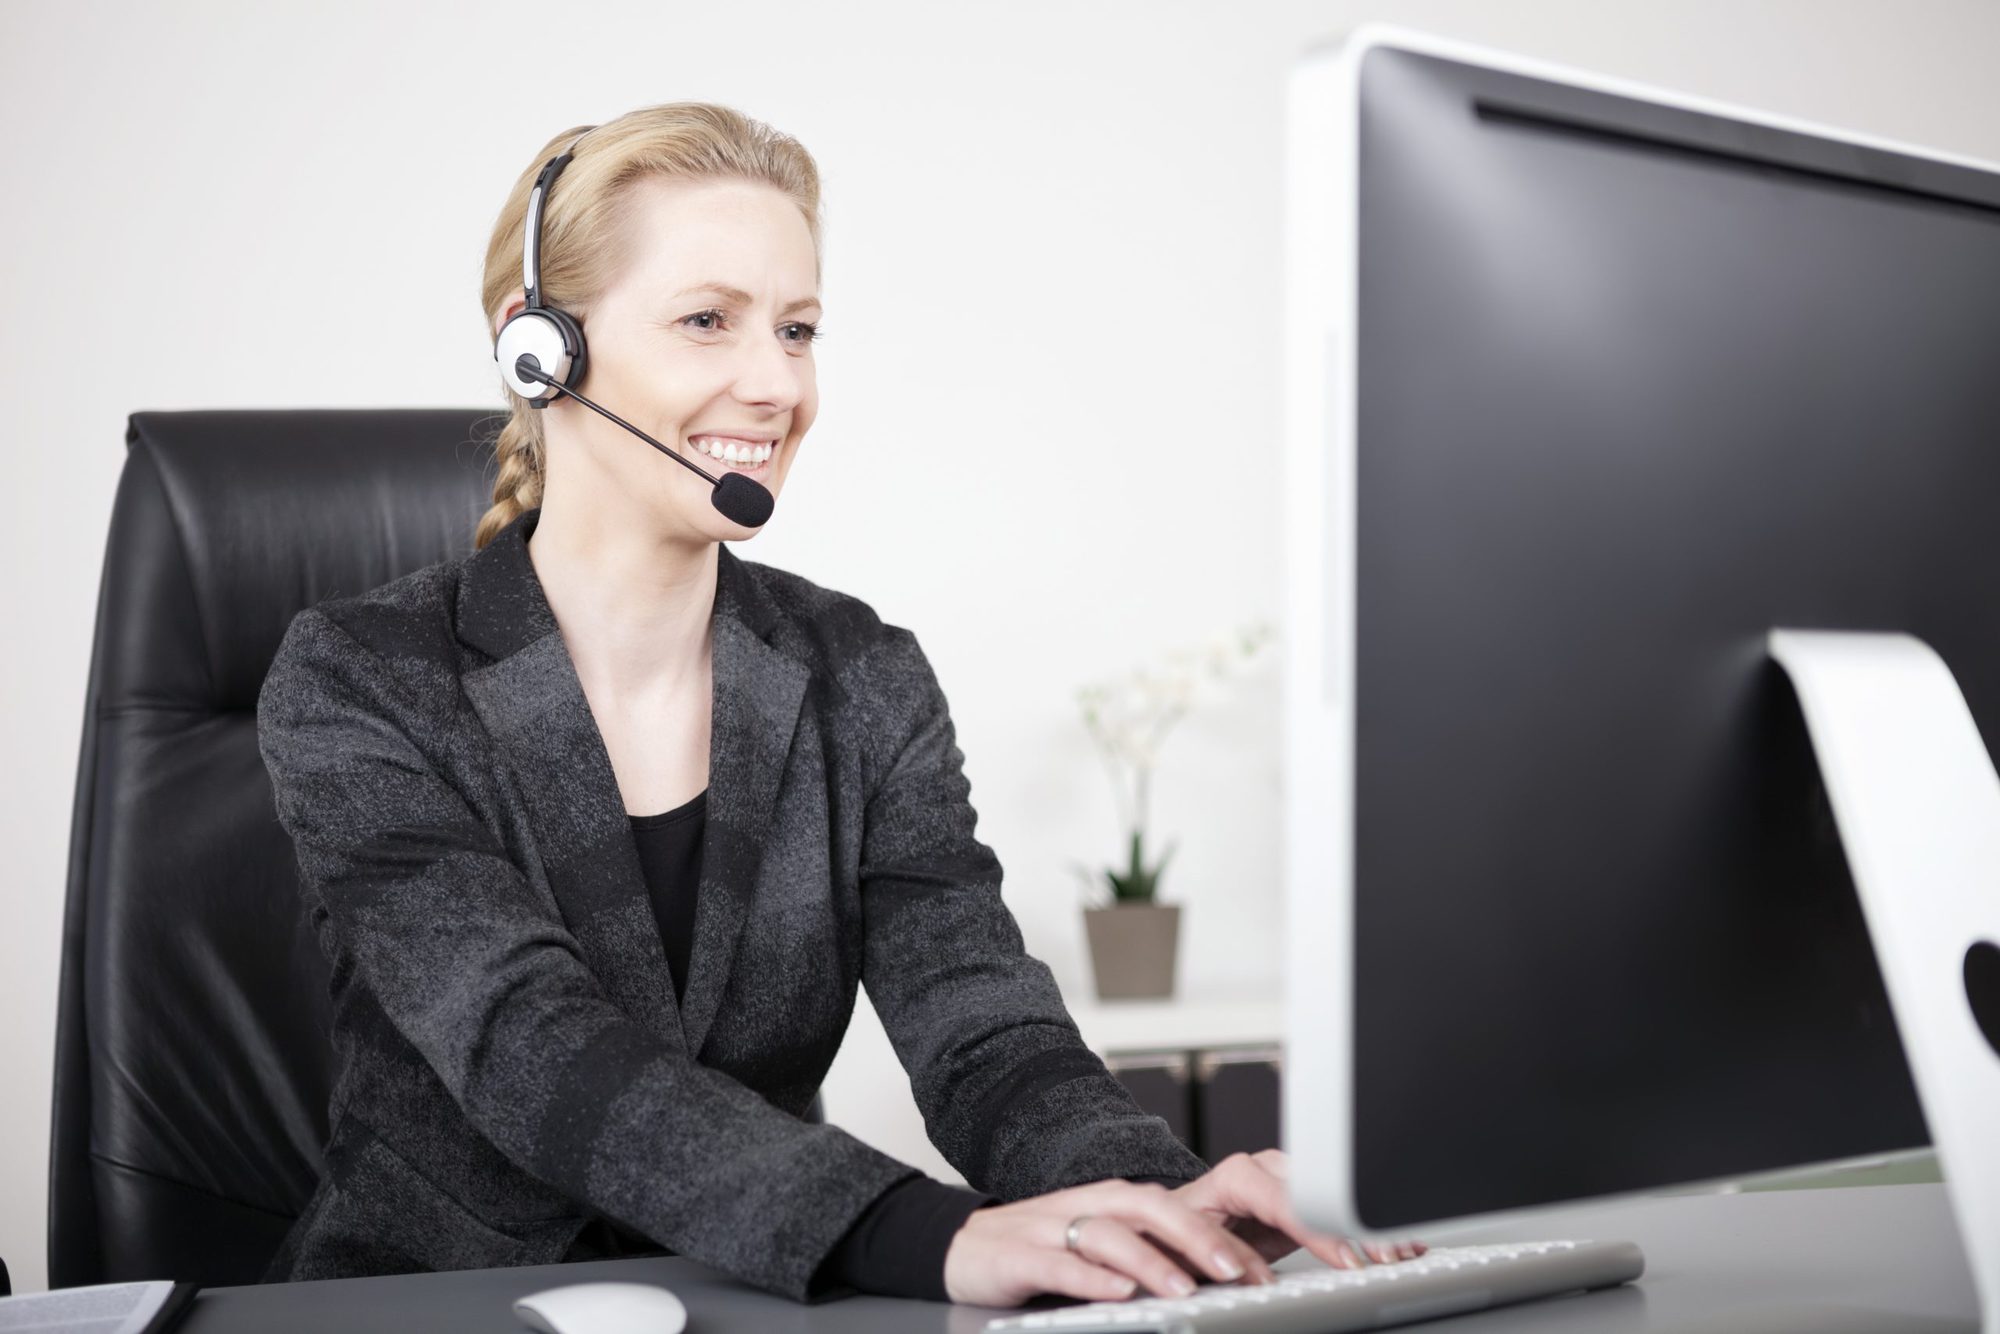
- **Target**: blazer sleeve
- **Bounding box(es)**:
[855,626,1212,1199]
[257,606,921,1301]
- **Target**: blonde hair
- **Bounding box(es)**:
[473,103,824,550]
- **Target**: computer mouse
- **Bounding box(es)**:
[513,1280,689,1334]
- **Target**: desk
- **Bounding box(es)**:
[179,1183,1976,1332]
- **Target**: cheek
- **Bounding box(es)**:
[646,366,724,439]
[795,377,820,432]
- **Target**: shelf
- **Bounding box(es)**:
[1061,989,1284,1056]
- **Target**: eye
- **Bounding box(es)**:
[682,307,728,332]
[782,321,822,345]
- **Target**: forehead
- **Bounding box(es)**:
[610,175,817,295]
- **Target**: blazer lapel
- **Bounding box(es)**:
[452,507,808,1061]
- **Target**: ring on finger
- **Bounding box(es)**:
[1065,1215,1095,1255]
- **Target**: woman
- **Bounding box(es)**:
[256,101,1417,1307]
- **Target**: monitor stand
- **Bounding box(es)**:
[1768,629,2000,1334]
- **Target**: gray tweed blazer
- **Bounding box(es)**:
[255,505,1207,1298]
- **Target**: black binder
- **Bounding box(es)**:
[1105,1049,1196,1151]
[1193,1045,1283,1162]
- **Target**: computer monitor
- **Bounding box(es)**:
[1281,23,2000,1246]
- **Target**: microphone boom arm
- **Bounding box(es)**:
[509,354,777,529]
[512,355,720,485]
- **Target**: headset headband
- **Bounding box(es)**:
[522,128,596,310]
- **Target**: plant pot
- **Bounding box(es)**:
[1083,903,1182,1000]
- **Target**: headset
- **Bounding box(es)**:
[491,125,775,526]
[494,128,594,408]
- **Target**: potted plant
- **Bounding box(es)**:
[1072,620,1277,1000]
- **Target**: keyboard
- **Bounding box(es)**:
[981,1238,1645,1333]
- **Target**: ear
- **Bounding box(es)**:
[492,288,529,339]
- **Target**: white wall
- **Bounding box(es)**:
[4,0,1995,1295]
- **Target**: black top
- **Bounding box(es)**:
[627,786,708,1004]
[576,785,1003,1300]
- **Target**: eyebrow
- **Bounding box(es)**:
[673,282,822,316]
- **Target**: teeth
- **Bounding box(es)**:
[690,437,772,467]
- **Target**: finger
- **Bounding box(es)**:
[1065,1215,1203,1299]
[1151,1231,1273,1289]
[1037,1250,1140,1304]
[1108,1180,1270,1283]
[1216,1215,1289,1268]
[1115,1183,1276,1285]
[1208,1156,1353,1272]
[1338,1237,1397,1265]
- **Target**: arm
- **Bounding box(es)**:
[810,1173,1202,1302]
[855,626,1211,1201]
[810,1175,996,1301]
[258,607,919,1301]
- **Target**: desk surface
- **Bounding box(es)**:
[180,1183,1977,1333]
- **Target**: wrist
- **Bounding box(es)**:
[943,1199,1003,1299]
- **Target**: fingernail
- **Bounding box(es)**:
[1213,1251,1244,1280]
[1169,1274,1196,1296]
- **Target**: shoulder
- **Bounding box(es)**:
[733,554,923,677]
[316,559,463,654]
[734,555,945,730]
[733,557,948,769]
[261,556,467,721]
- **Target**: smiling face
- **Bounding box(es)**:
[496,174,822,542]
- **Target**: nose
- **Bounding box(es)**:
[731,326,808,413]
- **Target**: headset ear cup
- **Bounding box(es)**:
[544,307,588,390]
[495,307,589,400]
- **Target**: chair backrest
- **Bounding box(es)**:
[51,409,503,1287]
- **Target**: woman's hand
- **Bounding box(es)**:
[1170,1149,1425,1269]
[943,1176,1270,1307]
[941,1150,1425,1307]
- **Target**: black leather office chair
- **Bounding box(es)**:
[51,408,826,1289]
[50,408,504,1287]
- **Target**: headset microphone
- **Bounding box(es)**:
[492,126,776,529]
